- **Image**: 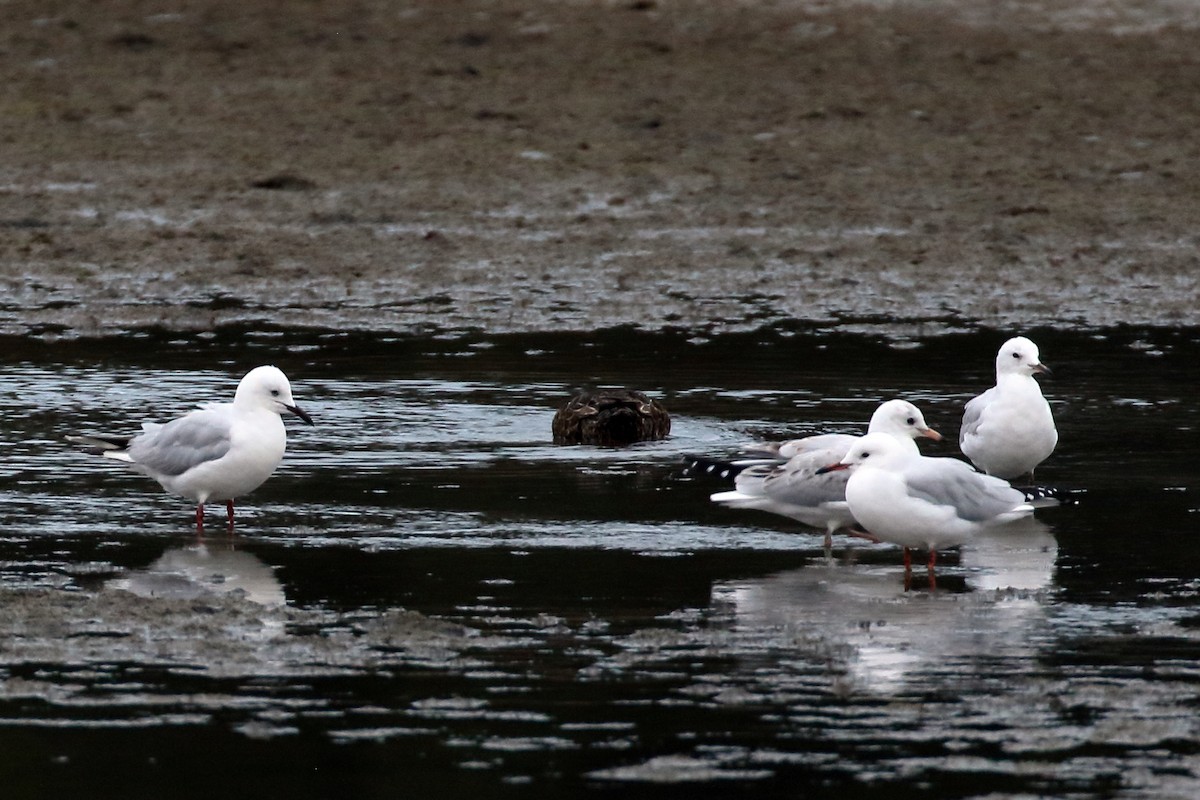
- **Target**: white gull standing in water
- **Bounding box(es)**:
[67,365,314,529]
[819,433,1033,588]
[700,400,942,550]
[959,336,1058,482]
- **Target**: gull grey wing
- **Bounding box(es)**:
[754,448,850,508]
[904,458,1026,522]
[127,409,233,476]
[959,387,996,447]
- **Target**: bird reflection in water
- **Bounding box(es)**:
[109,543,285,607]
[709,517,1057,695]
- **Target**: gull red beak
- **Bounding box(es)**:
[815,462,849,475]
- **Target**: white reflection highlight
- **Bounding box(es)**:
[110,543,285,607]
[962,515,1058,592]
[711,518,1056,695]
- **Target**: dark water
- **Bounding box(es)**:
[1,323,1199,799]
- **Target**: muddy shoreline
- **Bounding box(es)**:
[2,0,1199,338]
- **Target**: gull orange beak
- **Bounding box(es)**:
[921,427,943,442]
[815,462,849,475]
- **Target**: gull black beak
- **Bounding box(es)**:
[1032,362,1052,376]
[287,404,315,426]
[815,462,849,475]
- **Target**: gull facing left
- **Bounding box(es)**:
[68,365,314,529]
[819,433,1033,588]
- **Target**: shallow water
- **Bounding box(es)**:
[1,323,1199,798]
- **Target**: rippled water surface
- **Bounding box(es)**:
[1,324,1199,799]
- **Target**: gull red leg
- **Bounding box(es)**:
[226,499,235,529]
[195,503,204,532]
[927,549,938,591]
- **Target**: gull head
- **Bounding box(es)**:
[867,399,942,442]
[234,365,315,425]
[996,336,1050,378]
[816,432,911,474]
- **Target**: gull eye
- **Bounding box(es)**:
[270,389,281,397]
[1012,352,1021,359]
[861,451,870,459]
[906,417,915,425]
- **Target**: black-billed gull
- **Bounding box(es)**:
[959,336,1058,482]
[67,365,314,529]
[819,432,1033,588]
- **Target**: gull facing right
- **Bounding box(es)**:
[705,400,942,549]
[67,365,314,529]
[959,336,1058,482]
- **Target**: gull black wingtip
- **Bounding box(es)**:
[287,405,315,426]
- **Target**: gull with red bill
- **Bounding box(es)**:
[817,433,1034,588]
[698,399,942,550]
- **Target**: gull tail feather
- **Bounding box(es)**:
[681,454,776,482]
[66,434,135,461]
[1019,485,1082,508]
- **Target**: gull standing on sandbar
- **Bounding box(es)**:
[67,365,314,529]
[959,336,1058,483]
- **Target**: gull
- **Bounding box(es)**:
[744,399,940,462]
[696,400,942,550]
[960,336,1058,482]
[67,365,314,529]
[819,433,1033,588]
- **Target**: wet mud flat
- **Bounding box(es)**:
[2,0,1200,337]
